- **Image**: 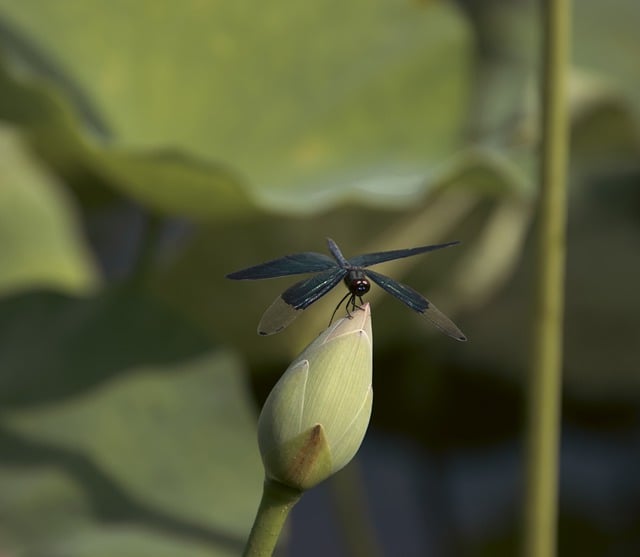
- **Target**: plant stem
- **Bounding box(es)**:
[243,479,302,557]
[524,1,571,557]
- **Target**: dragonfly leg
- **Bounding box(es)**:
[329,291,353,325]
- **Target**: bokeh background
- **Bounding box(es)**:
[1,1,639,556]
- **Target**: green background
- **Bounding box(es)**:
[1,0,639,555]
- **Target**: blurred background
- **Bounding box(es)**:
[1,1,639,556]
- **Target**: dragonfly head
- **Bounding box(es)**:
[345,270,370,296]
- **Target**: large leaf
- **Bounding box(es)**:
[0,52,253,218]
[0,124,98,296]
[0,0,472,214]
[0,289,262,556]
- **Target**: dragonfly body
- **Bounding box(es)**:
[328,238,371,306]
[226,238,466,341]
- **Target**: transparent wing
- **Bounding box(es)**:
[349,241,460,268]
[226,252,337,280]
[257,268,346,335]
[365,270,466,341]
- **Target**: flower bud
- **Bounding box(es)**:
[257,303,373,491]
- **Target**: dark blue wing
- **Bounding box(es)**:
[365,270,466,341]
[281,268,347,309]
[257,268,347,335]
[349,241,460,268]
[226,252,337,279]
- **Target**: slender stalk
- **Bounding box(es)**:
[523,1,571,557]
[243,479,301,557]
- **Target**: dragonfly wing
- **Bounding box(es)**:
[258,268,347,335]
[227,252,337,280]
[349,241,460,268]
[365,270,466,341]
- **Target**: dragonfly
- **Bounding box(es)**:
[226,238,466,341]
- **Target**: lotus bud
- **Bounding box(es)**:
[257,303,373,491]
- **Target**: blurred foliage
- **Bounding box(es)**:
[0,287,261,556]
[0,0,639,555]
[0,125,98,295]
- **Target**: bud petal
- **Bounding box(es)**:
[258,304,373,490]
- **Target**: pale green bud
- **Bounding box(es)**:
[257,303,373,491]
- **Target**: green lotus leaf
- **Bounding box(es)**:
[0,289,262,556]
[0,0,472,214]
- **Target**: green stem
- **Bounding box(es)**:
[524,1,571,557]
[242,479,302,557]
